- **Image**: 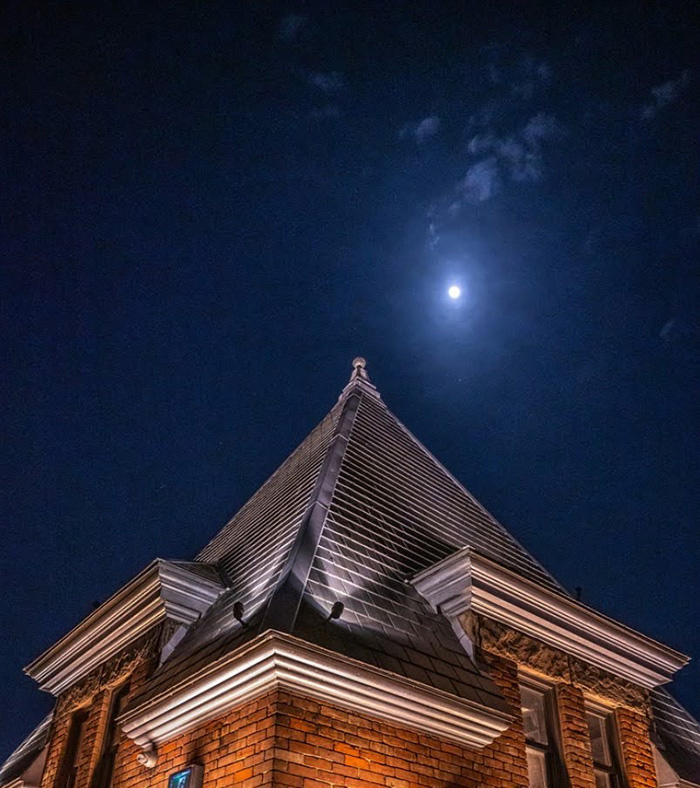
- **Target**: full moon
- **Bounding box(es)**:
[448,285,461,300]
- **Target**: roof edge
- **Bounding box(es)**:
[24,560,225,695]
[411,547,690,688]
[119,629,512,751]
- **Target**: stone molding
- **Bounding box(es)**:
[119,630,512,750]
[25,560,225,696]
[411,548,688,689]
[474,615,649,711]
[60,629,160,711]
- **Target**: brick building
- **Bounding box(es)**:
[2,358,699,788]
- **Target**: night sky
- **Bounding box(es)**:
[2,1,699,759]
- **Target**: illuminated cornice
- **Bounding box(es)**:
[25,561,224,696]
[411,548,689,689]
[119,630,511,750]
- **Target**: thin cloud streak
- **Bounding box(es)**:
[459,112,564,205]
[641,71,690,120]
[278,14,309,43]
[400,116,441,143]
[307,72,345,94]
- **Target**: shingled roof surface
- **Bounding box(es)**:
[10,360,699,776]
[652,688,700,785]
[129,361,560,713]
[0,714,52,788]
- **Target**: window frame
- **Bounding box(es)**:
[585,700,626,788]
[519,674,567,788]
[56,708,88,788]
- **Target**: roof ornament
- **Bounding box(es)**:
[351,356,368,380]
[339,356,381,401]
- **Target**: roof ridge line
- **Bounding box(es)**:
[258,389,362,633]
[386,407,568,595]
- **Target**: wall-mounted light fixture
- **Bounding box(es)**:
[136,745,157,769]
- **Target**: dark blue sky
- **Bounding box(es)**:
[2,0,698,759]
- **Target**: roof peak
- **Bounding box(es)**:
[339,356,381,401]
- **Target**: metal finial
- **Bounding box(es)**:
[339,356,380,401]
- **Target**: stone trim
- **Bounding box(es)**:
[60,629,160,712]
[411,548,688,688]
[119,630,512,750]
[473,615,649,712]
[25,561,224,696]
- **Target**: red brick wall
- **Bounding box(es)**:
[266,649,530,788]
[555,683,597,788]
[41,653,157,788]
[616,707,658,788]
[270,688,527,788]
[39,640,660,788]
[42,658,530,788]
[114,693,278,788]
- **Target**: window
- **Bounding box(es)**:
[92,684,130,788]
[57,710,88,788]
[520,682,565,788]
[586,709,624,788]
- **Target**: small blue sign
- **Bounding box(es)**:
[168,765,203,788]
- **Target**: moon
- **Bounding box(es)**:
[448,285,461,300]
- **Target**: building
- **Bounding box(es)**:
[2,358,699,788]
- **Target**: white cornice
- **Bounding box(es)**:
[119,630,511,750]
[411,548,689,689]
[25,561,224,696]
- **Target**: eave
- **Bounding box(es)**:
[119,630,512,750]
[411,548,689,689]
[25,560,225,695]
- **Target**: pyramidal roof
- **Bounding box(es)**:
[130,358,563,710]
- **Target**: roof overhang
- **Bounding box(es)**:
[119,630,512,750]
[411,548,689,689]
[25,560,225,695]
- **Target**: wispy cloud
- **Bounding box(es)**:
[511,57,552,100]
[641,71,690,120]
[659,316,698,344]
[309,104,341,121]
[425,51,562,247]
[278,14,309,43]
[459,112,564,204]
[307,71,345,94]
[480,48,552,100]
[400,116,441,143]
[459,157,501,203]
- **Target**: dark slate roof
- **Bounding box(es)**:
[167,560,229,586]
[131,403,341,704]
[0,715,52,788]
[129,360,557,713]
[652,688,700,786]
